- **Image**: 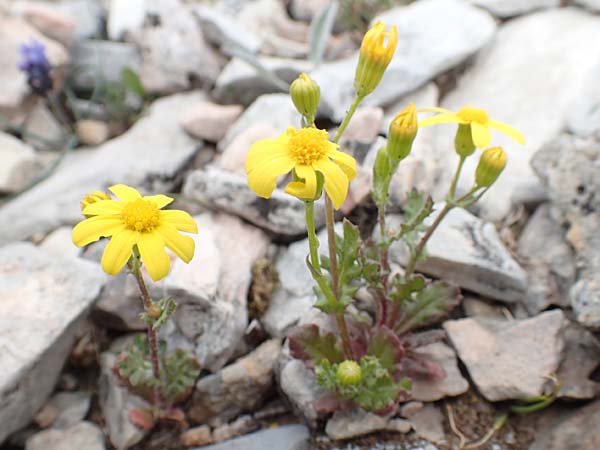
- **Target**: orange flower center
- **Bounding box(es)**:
[286,127,329,166]
[458,106,488,124]
[121,198,160,232]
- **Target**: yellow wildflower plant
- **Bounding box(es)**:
[419,105,525,149]
[355,21,398,97]
[245,126,357,209]
[72,184,198,281]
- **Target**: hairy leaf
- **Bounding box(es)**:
[163,349,201,403]
[289,324,344,364]
[309,1,339,66]
[367,326,405,372]
[401,351,446,381]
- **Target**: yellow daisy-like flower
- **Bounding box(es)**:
[245,127,357,209]
[419,105,525,148]
[355,21,398,97]
[72,184,198,281]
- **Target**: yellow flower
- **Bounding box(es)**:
[419,105,525,148]
[475,146,507,187]
[72,184,198,281]
[245,127,356,209]
[355,21,398,97]
[81,191,111,214]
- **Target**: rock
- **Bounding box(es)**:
[56,0,104,40]
[181,425,212,448]
[0,243,106,444]
[212,415,258,443]
[409,342,469,402]
[444,310,566,401]
[189,339,281,423]
[182,102,243,143]
[220,123,279,176]
[11,1,76,46]
[23,103,63,151]
[386,418,412,434]
[182,165,324,237]
[99,352,150,450]
[405,404,447,446]
[34,391,91,429]
[388,207,527,302]
[400,401,424,418]
[213,57,310,107]
[93,272,146,331]
[188,424,309,450]
[107,0,145,40]
[339,106,384,146]
[312,0,496,121]
[0,132,42,193]
[575,0,600,12]
[517,204,575,314]
[0,16,68,117]
[75,119,110,146]
[431,8,600,221]
[0,91,204,246]
[461,296,507,320]
[289,0,330,21]
[325,408,390,440]
[469,0,559,18]
[568,63,600,139]
[558,322,600,400]
[69,40,142,90]
[25,421,105,450]
[162,213,269,372]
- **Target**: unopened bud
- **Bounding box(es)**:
[147,303,162,319]
[454,124,476,158]
[354,21,398,98]
[387,102,417,162]
[81,191,111,215]
[475,147,507,187]
[290,73,320,122]
[337,360,362,386]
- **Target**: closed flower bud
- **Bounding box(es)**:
[147,303,162,319]
[454,123,476,158]
[354,21,398,98]
[475,147,507,187]
[290,73,320,122]
[337,360,362,386]
[387,102,417,162]
[81,191,111,214]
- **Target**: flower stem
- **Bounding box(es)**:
[305,200,321,273]
[448,155,466,201]
[333,94,364,144]
[378,204,390,325]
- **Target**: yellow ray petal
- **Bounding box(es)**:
[471,122,492,148]
[143,194,173,209]
[137,232,171,281]
[101,229,139,275]
[245,139,289,174]
[418,113,466,128]
[285,165,317,200]
[326,147,357,180]
[72,215,125,247]
[160,210,198,233]
[109,184,142,202]
[247,151,295,199]
[488,119,525,145]
[157,224,195,263]
[417,107,455,114]
[313,159,349,209]
[82,199,124,217]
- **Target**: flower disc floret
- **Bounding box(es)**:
[287,127,328,165]
[121,198,160,232]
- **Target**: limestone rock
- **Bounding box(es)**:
[575,0,600,12]
[34,391,91,429]
[0,243,106,444]
[11,1,76,46]
[0,132,42,194]
[469,0,559,18]
[25,421,105,450]
[181,101,243,143]
[220,123,279,176]
[76,119,110,146]
[107,0,145,40]
[405,404,447,446]
[444,310,566,401]
[181,425,212,448]
[325,408,390,440]
[187,424,309,450]
[23,103,63,151]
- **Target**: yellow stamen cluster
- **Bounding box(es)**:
[286,127,329,165]
[121,198,160,232]
[81,191,111,211]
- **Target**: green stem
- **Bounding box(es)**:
[305,200,321,273]
[447,155,465,201]
[378,205,390,325]
[333,94,364,144]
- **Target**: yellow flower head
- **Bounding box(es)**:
[475,146,507,187]
[72,184,198,281]
[419,105,525,149]
[387,102,417,162]
[245,127,357,209]
[81,191,111,214]
[354,21,398,97]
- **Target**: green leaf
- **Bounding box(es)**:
[288,324,344,364]
[367,326,404,372]
[308,1,339,66]
[227,44,290,91]
[115,337,158,390]
[140,297,177,331]
[336,220,362,309]
[372,146,392,209]
[163,349,201,403]
[390,275,425,303]
[121,67,145,99]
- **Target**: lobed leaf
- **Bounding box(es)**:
[289,324,344,364]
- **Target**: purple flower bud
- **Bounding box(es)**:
[18,39,53,96]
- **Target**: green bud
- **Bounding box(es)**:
[387,102,417,163]
[475,147,507,187]
[290,73,320,122]
[372,146,391,208]
[337,360,362,386]
[454,124,476,158]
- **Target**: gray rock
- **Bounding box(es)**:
[469,0,559,18]
[162,213,269,372]
[575,0,600,12]
[181,425,212,447]
[431,8,600,221]
[35,391,91,429]
[312,0,496,121]
[0,132,42,193]
[405,404,446,446]
[0,91,204,246]
[107,0,145,40]
[23,104,63,151]
[220,123,279,177]
[0,243,106,444]
[56,0,104,40]
[211,415,258,443]
[568,63,600,138]
[39,226,81,259]
[99,352,150,450]
[388,207,527,302]
[25,421,105,450]
[188,424,309,450]
[182,165,324,237]
[385,418,412,434]
[181,101,243,143]
[444,310,566,401]
[289,0,329,21]
[325,408,390,440]
[189,339,281,423]
[93,272,146,331]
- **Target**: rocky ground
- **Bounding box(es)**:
[1,0,600,449]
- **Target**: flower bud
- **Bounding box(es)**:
[336,360,362,386]
[354,21,398,98]
[147,303,162,319]
[81,191,111,214]
[454,123,476,158]
[475,147,507,187]
[290,73,320,122]
[387,102,417,162]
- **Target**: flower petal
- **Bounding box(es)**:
[157,224,195,263]
[72,215,125,247]
[245,138,288,174]
[101,229,139,276]
[160,210,198,233]
[137,231,171,281]
[82,199,123,217]
[326,147,357,180]
[418,113,465,128]
[488,119,525,145]
[471,122,492,148]
[284,165,317,200]
[247,144,295,199]
[417,107,455,114]
[313,159,349,209]
[109,184,141,202]
[143,194,173,209]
